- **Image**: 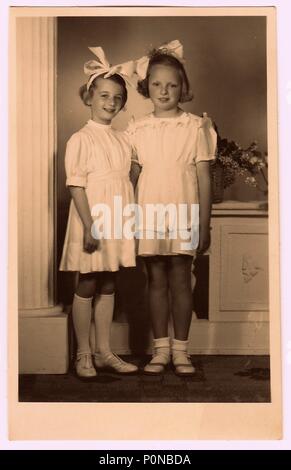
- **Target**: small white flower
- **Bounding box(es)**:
[250,156,259,164]
[245,176,257,187]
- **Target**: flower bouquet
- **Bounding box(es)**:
[211,125,268,202]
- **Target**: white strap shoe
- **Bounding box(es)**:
[93,352,138,374]
[144,337,170,375]
[75,353,97,378]
[172,339,196,377]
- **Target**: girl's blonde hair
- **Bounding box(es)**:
[137,51,193,103]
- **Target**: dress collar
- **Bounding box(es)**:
[87,119,112,129]
[151,111,185,119]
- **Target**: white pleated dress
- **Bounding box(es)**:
[127,112,217,257]
[59,119,136,273]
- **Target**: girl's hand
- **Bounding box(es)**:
[197,226,211,255]
[83,228,99,253]
[201,112,213,130]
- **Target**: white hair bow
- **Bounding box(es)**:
[135,39,184,80]
[84,46,135,90]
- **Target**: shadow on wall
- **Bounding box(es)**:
[115,260,150,354]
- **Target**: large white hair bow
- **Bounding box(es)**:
[135,39,184,80]
[84,46,135,90]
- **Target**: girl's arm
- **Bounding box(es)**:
[69,186,99,253]
[130,161,141,190]
[196,161,212,254]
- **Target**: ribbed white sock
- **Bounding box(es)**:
[152,337,170,361]
[94,293,115,354]
[72,293,93,355]
[172,338,189,359]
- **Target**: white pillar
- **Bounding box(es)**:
[17,18,68,373]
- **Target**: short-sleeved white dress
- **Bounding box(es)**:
[59,119,136,273]
[127,112,217,256]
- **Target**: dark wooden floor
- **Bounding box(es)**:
[19,355,271,403]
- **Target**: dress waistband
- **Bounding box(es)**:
[88,168,129,182]
[141,163,195,173]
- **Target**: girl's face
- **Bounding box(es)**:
[89,77,124,124]
[148,65,182,116]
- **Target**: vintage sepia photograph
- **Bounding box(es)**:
[8,5,281,440]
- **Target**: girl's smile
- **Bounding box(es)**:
[89,78,124,124]
[148,64,182,117]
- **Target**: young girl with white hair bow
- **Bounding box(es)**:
[60,47,138,379]
[128,40,217,376]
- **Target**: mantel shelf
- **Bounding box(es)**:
[212,200,268,216]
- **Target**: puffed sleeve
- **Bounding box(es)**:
[65,132,90,187]
[196,120,217,163]
[125,117,140,165]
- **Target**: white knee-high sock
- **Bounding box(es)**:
[72,293,93,355]
[94,293,115,354]
[89,321,96,353]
